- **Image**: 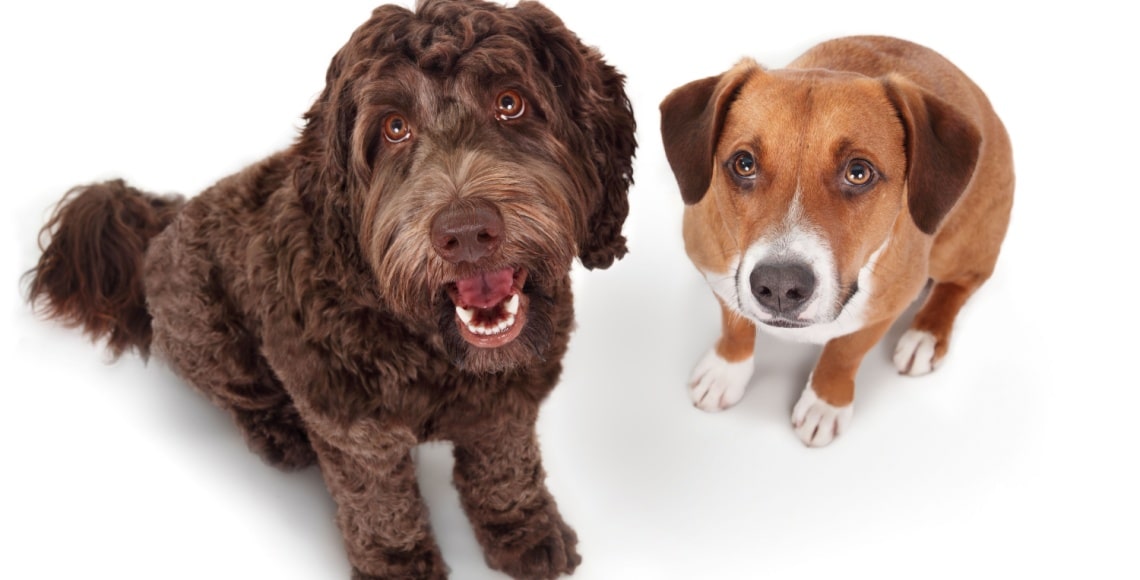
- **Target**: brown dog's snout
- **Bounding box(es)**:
[750,263,816,316]
[430,201,504,264]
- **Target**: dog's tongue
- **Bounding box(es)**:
[454,268,515,309]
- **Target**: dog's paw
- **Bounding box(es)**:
[490,516,580,580]
[791,383,852,447]
[353,565,446,580]
[893,329,942,376]
[688,347,755,412]
[350,546,447,580]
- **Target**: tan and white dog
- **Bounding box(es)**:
[660,36,1013,446]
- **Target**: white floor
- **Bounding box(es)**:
[3,1,1137,579]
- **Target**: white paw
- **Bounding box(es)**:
[893,329,940,376]
[688,347,754,412]
[791,382,853,447]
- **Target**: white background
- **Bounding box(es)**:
[2,1,1136,578]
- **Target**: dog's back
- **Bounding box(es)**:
[791,35,1014,264]
[790,36,992,116]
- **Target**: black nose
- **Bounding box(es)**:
[750,262,816,315]
[430,201,503,264]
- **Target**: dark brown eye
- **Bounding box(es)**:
[845,159,875,186]
[732,151,757,178]
[382,113,411,143]
[495,90,526,120]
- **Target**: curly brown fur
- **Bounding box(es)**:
[26,180,184,359]
[26,1,635,578]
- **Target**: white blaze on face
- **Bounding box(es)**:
[761,235,889,344]
[697,195,892,345]
[735,198,839,325]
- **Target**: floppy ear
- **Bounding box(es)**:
[513,2,637,271]
[660,61,757,205]
[882,76,982,235]
[295,5,413,200]
[290,5,414,279]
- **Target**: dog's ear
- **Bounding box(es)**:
[660,60,757,205]
[297,5,412,200]
[882,76,982,235]
[291,5,413,278]
[512,2,637,271]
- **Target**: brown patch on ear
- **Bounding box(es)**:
[660,60,758,205]
[883,76,982,235]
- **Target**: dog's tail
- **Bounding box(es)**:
[26,179,185,359]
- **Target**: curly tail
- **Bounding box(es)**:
[26,179,185,359]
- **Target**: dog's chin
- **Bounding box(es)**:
[437,267,553,374]
[759,318,813,329]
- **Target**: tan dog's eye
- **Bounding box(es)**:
[495,90,526,121]
[845,159,876,186]
[732,151,757,179]
[382,113,412,143]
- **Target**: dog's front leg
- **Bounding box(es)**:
[311,425,446,580]
[792,319,892,447]
[689,301,757,412]
[452,418,580,579]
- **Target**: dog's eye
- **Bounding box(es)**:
[731,151,757,179]
[494,90,526,121]
[845,159,876,186]
[382,113,412,143]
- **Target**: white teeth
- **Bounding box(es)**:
[499,314,516,332]
[454,294,521,337]
[462,313,516,336]
[455,305,475,324]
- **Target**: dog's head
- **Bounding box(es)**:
[294,0,635,373]
[660,59,978,333]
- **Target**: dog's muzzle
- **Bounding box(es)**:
[432,200,530,349]
[749,261,816,325]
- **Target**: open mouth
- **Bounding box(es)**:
[446,267,529,348]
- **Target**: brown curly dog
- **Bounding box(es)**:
[26,1,636,578]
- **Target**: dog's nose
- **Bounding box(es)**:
[750,262,816,315]
[430,201,504,264]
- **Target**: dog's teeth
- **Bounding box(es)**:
[461,310,517,337]
[457,294,520,338]
[456,306,475,324]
